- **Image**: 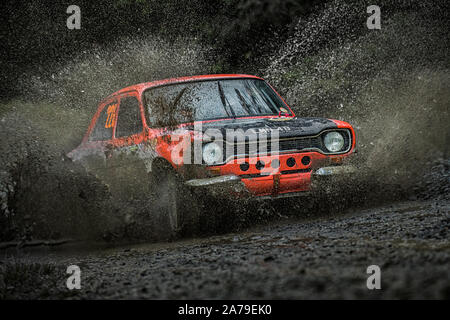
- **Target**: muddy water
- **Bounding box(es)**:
[265,0,450,185]
[1,0,449,243]
[0,39,213,243]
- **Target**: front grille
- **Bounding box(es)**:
[220,129,351,162]
[278,136,323,152]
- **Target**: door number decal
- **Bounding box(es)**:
[105,103,118,128]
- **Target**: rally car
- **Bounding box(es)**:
[69,74,356,236]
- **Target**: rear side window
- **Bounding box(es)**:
[116,96,143,138]
[89,101,117,141]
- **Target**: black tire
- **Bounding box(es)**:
[152,165,200,240]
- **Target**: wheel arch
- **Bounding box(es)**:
[150,157,177,174]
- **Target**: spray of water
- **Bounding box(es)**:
[24,37,213,110]
[1,1,449,242]
[265,0,449,192]
[1,37,213,242]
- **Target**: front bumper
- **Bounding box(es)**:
[185,174,250,197]
[185,165,356,199]
[314,166,356,176]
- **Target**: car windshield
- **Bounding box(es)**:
[143,78,291,126]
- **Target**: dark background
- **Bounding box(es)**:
[1,0,323,100]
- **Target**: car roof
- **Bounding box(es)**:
[103,74,263,101]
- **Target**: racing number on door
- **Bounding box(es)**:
[105,103,118,128]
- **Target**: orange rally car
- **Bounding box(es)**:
[68,74,356,235]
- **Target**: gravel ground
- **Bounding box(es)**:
[1,198,449,299]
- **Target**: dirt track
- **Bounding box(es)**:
[1,198,448,299]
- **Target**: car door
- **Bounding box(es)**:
[107,92,153,199]
[71,98,118,176]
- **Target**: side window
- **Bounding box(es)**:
[89,101,117,141]
[116,96,143,138]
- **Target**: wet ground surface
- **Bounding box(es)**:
[1,198,449,299]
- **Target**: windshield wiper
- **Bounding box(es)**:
[234,89,255,115]
[171,87,187,109]
[217,82,236,119]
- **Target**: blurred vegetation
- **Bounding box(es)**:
[1,0,321,100]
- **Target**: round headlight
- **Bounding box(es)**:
[202,142,223,165]
[323,131,345,152]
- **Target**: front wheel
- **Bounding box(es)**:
[152,166,200,240]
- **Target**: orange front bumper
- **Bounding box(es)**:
[203,151,352,197]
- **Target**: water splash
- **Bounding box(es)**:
[265,0,450,189]
[23,37,213,110]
